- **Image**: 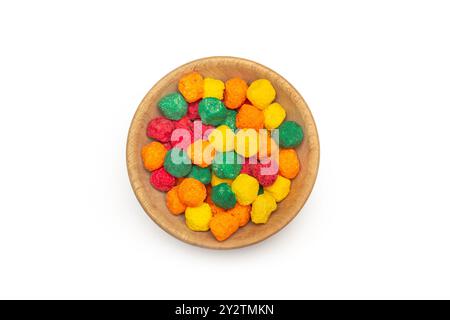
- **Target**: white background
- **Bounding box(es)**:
[0,0,449,300]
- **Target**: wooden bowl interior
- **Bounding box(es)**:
[127,57,319,249]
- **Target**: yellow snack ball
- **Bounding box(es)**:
[211,173,233,187]
[231,174,259,205]
[185,203,212,232]
[234,129,259,158]
[263,103,286,129]
[264,175,291,202]
[203,78,225,100]
[251,193,277,224]
[208,125,235,152]
[247,79,276,109]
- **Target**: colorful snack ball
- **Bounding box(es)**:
[147,117,175,143]
[185,203,212,232]
[198,97,227,126]
[150,167,176,192]
[240,157,255,175]
[158,92,187,120]
[231,173,259,205]
[211,183,237,209]
[224,78,248,109]
[166,186,186,215]
[187,101,200,120]
[234,129,259,158]
[264,175,291,202]
[252,160,278,187]
[210,212,240,241]
[208,125,235,152]
[236,104,264,130]
[222,109,237,132]
[206,186,227,216]
[175,116,194,132]
[163,148,192,178]
[263,102,286,129]
[178,72,204,103]
[203,78,225,100]
[188,165,212,185]
[170,116,194,149]
[178,177,207,207]
[278,121,304,148]
[227,203,251,227]
[186,139,215,168]
[212,151,243,179]
[141,141,167,172]
[211,173,233,187]
[257,131,278,159]
[279,149,300,179]
[247,79,276,109]
[251,192,277,224]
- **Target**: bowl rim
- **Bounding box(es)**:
[126,56,320,249]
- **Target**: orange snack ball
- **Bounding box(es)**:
[187,139,215,168]
[178,178,207,207]
[178,72,204,103]
[227,203,251,227]
[224,78,248,109]
[279,149,301,179]
[141,141,167,171]
[236,104,264,130]
[210,213,240,241]
[166,186,186,215]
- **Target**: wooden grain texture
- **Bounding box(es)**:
[126,56,320,249]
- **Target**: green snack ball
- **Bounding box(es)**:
[278,121,304,148]
[163,148,192,177]
[212,183,237,209]
[158,92,187,120]
[198,97,227,126]
[188,165,212,185]
[222,109,237,132]
[212,151,242,179]
[258,185,264,195]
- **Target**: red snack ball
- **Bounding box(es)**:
[175,116,194,132]
[187,102,200,120]
[252,160,279,187]
[240,157,257,176]
[147,117,175,143]
[171,116,194,149]
[150,167,176,192]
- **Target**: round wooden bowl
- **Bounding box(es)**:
[126,56,320,249]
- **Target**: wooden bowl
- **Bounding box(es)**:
[126,57,320,249]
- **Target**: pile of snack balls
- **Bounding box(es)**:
[141,72,303,241]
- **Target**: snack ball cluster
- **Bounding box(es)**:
[141,72,305,241]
